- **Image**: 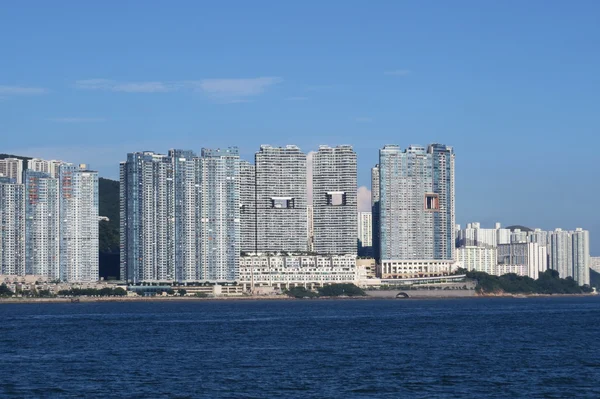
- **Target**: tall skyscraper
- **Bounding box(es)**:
[550,229,573,280]
[379,144,455,262]
[255,145,307,253]
[240,160,256,253]
[0,158,24,184]
[0,177,25,275]
[169,149,197,282]
[312,145,357,255]
[197,148,240,282]
[572,228,590,286]
[120,151,174,283]
[24,170,60,279]
[58,164,99,282]
[371,164,380,261]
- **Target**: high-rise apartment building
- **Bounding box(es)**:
[0,177,25,275]
[24,171,60,279]
[255,145,307,253]
[197,148,240,282]
[0,158,24,184]
[312,145,357,255]
[379,144,455,262]
[240,160,256,253]
[371,165,380,261]
[120,151,174,283]
[497,242,548,279]
[169,150,197,282]
[58,164,99,282]
[571,228,590,286]
[358,211,372,255]
[549,228,590,285]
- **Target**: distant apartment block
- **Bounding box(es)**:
[28,158,63,178]
[0,177,25,275]
[0,158,23,184]
[358,211,372,256]
[456,246,497,275]
[312,145,357,255]
[497,242,548,280]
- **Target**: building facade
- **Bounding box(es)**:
[239,160,256,253]
[24,171,60,279]
[120,152,174,283]
[358,211,372,248]
[239,254,356,288]
[197,148,240,282]
[312,145,357,255]
[58,164,99,282]
[497,242,548,279]
[371,164,380,262]
[456,246,497,275]
[0,177,25,275]
[0,158,24,184]
[379,144,455,262]
[255,145,307,253]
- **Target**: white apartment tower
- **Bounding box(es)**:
[255,145,307,253]
[197,148,240,282]
[24,170,60,279]
[0,158,24,184]
[120,152,174,282]
[58,164,99,282]
[312,145,357,255]
[0,177,25,275]
[358,211,372,248]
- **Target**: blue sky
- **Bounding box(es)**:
[1,1,599,253]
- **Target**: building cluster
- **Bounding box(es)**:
[120,145,358,286]
[0,158,99,282]
[455,223,590,285]
[1,142,594,289]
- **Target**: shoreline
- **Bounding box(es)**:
[0,292,596,304]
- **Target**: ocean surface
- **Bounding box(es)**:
[0,297,599,398]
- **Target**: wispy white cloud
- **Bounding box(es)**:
[74,79,175,93]
[199,77,282,102]
[355,117,373,123]
[357,186,372,212]
[74,77,283,101]
[0,85,49,95]
[384,69,411,76]
[48,117,106,123]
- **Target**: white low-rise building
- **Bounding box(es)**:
[456,246,497,274]
[239,254,356,289]
[378,260,455,279]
